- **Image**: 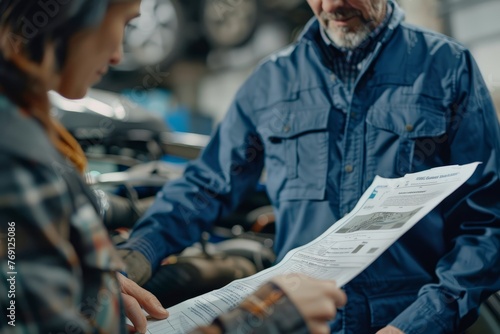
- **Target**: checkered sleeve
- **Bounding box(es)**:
[0,156,124,333]
[209,282,308,334]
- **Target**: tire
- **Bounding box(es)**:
[113,0,185,72]
[201,0,259,48]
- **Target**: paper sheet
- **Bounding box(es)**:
[145,162,480,334]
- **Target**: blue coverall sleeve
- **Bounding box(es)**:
[119,90,265,271]
[390,51,500,333]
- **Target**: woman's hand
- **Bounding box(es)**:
[117,273,169,334]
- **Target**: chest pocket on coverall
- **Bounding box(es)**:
[257,105,330,202]
[365,104,447,176]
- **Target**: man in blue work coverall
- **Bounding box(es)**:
[118,0,500,333]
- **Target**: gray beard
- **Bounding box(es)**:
[325,25,372,49]
[324,0,386,49]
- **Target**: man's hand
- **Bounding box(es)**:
[272,273,347,334]
[376,325,405,334]
[117,273,169,334]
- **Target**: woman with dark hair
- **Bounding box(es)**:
[0,2,167,332]
[0,1,346,333]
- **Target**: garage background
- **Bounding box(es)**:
[94,0,500,135]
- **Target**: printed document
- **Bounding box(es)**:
[145,162,480,333]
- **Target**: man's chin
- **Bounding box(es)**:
[326,28,371,49]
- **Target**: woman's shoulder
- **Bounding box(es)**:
[0,95,74,212]
[0,96,61,168]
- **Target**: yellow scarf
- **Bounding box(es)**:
[51,118,88,174]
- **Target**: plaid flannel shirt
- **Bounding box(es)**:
[0,96,126,334]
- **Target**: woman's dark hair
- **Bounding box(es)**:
[0,0,132,174]
[0,0,109,108]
